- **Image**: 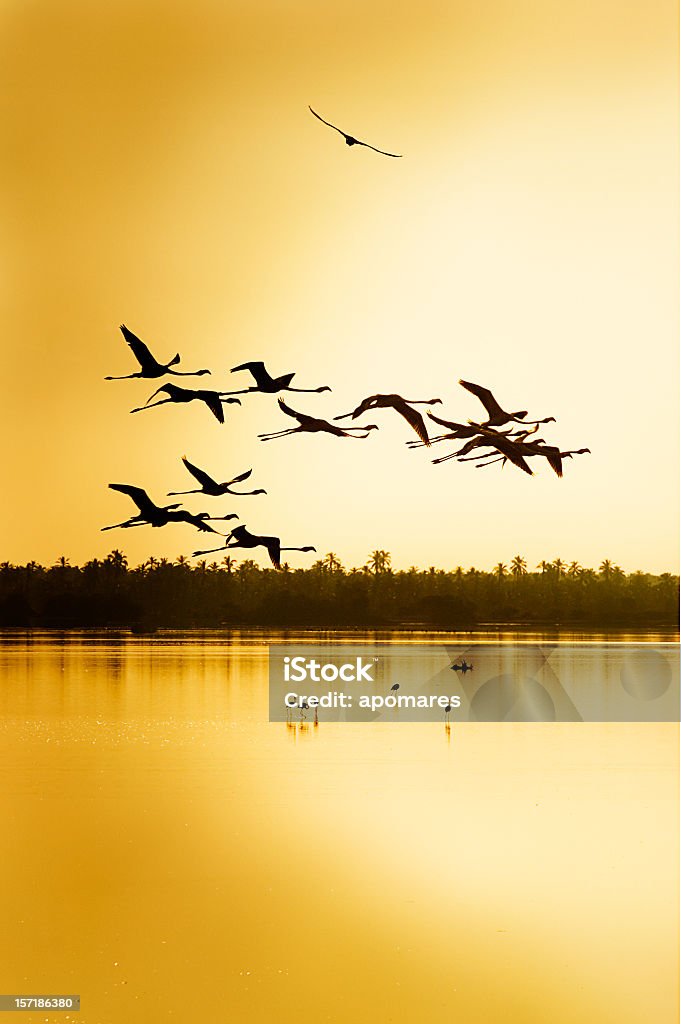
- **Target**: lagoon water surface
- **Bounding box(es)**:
[0,631,678,1023]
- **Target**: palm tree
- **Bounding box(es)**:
[105,549,128,572]
[54,555,70,570]
[323,552,343,572]
[567,561,582,578]
[510,556,527,577]
[552,558,566,576]
[175,554,189,568]
[222,555,238,574]
[494,562,507,579]
[599,559,613,580]
[367,550,391,574]
[537,560,551,575]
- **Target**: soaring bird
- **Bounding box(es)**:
[459,380,555,428]
[192,524,316,570]
[168,457,267,498]
[130,383,241,424]
[433,432,534,475]
[406,412,521,449]
[470,440,591,478]
[258,397,378,441]
[101,484,236,533]
[222,361,331,397]
[308,106,402,158]
[105,325,211,381]
[335,394,442,446]
[166,509,237,532]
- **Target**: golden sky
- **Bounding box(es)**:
[1,0,678,571]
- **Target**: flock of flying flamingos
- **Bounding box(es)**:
[102,107,591,571]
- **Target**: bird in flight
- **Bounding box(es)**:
[335,394,442,446]
[192,524,316,570]
[102,484,237,533]
[308,106,402,158]
[222,361,332,397]
[258,397,378,441]
[468,438,591,478]
[406,412,521,449]
[432,431,535,475]
[130,383,241,424]
[168,458,267,498]
[105,325,211,381]
[459,380,555,429]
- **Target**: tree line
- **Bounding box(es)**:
[0,551,677,629]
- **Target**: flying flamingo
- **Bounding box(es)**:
[459,380,556,428]
[130,383,241,424]
[222,360,331,397]
[102,484,237,533]
[192,524,316,570]
[335,394,442,446]
[105,325,210,380]
[469,440,591,478]
[258,398,378,441]
[433,432,534,475]
[168,457,267,498]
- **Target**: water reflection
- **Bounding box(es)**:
[0,631,677,1024]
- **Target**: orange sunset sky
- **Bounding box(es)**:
[1,0,678,571]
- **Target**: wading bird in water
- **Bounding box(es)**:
[193,524,316,570]
[308,106,402,158]
[168,457,267,498]
[459,380,556,429]
[130,384,241,424]
[105,325,211,381]
[335,394,442,446]
[102,484,237,533]
[258,398,378,441]
[222,361,332,397]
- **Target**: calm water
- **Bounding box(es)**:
[0,631,678,1023]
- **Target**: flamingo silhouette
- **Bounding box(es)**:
[105,325,210,380]
[335,394,442,446]
[258,398,378,441]
[459,380,555,428]
[222,361,331,397]
[192,524,316,570]
[102,484,237,533]
[130,384,241,424]
[168,457,266,497]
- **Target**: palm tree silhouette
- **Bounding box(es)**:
[511,555,527,577]
[367,550,391,574]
